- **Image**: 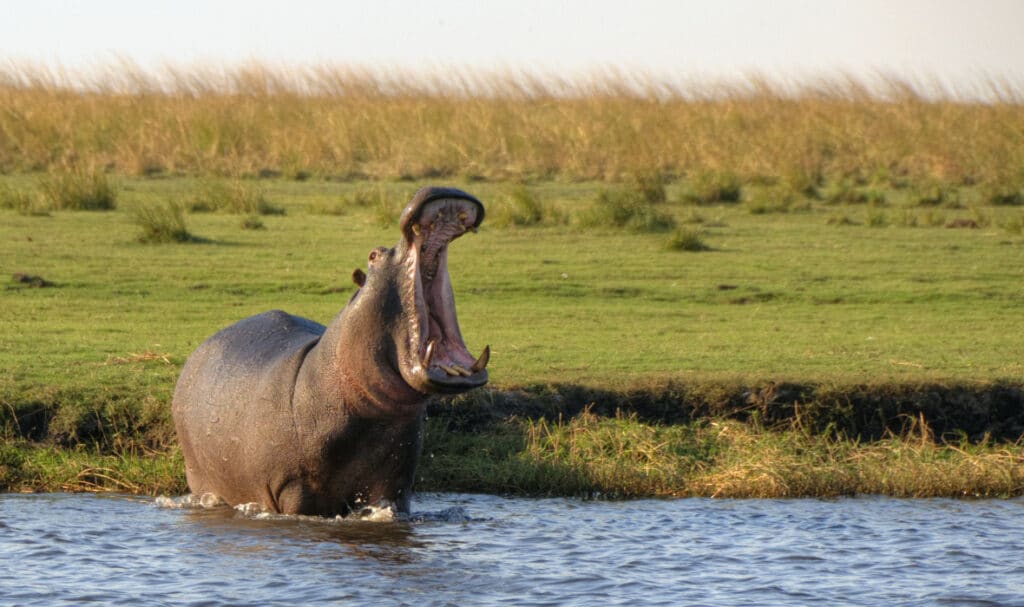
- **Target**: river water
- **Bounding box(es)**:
[1,493,1022,606]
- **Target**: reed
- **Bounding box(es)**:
[417,411,1024,499]
[1,63,1022,188]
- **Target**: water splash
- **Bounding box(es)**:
[154,493,226,509]
[158,493,400,522]
[234,502,400,523]
[233,502,266,517]
[155,494,471,524]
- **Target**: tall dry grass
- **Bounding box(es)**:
[1,63,1023,187]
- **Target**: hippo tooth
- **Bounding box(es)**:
[412,224,421,235]
[453,365,472,377]
[470,345,490,373]
[439,364,460,376]
[424,340,436,367]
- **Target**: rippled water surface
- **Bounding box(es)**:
[2,493,1024,606]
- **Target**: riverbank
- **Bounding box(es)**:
[3,380,1023,499]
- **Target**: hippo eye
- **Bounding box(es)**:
[369,250,378,262]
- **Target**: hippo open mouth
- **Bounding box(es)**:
[400,191,488,393]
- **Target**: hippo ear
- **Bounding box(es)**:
[352,268,366,287]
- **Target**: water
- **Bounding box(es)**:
[2,493,1023,606]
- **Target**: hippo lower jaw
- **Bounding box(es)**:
[399,196,489,395]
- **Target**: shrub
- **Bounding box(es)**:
[240,215,265,230]
[40,169,118,211]
[130,201,194,243]
[745,186,795,215]
[666,228,711,251]
[981,176,1024,206]
[912,182,960,207]
[820,178,886,205]
[0,183,49,216]
[686,170,742,205]
[920,209,947,227]
[968,206,992,228]
[826,213,860,226]
[895,209,919,228]
[627,171,668,204]
[781,167,823,198]
[493,185,546,227]
[579,187,676,233]
[188,179,284,215]
[865,209,889,228]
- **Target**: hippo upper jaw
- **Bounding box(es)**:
[395,191,489,395]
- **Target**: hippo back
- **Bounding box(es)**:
[172,310,324,508]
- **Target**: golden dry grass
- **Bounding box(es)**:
[1,63,1022,190]
[511,412,1024,499]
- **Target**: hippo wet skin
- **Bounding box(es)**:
[172,187,489,517]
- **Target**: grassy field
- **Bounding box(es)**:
[2,174,1023,497]
[3,176,1022,389]
[2,65,1024,498]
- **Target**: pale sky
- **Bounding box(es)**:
[3,0,1023,95]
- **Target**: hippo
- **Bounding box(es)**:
[172,186,489,517]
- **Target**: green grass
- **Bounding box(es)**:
[2,175,1024,497]
[0,441,184,495]
[2,176,1022,391]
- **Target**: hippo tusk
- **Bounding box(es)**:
[424,339,436,368]
[471,345,490,373]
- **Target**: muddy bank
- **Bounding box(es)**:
[2,380,1023,451]
[431,381,1024,441]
